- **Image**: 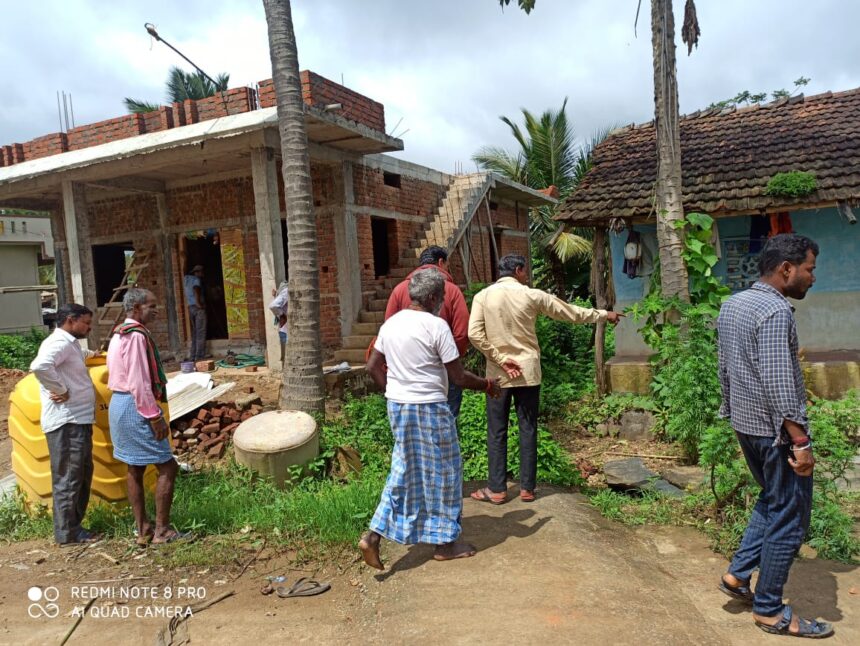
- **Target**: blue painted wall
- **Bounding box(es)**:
[610,207,860,302]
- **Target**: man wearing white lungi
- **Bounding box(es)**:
[107,288,181,545]
[359,269,501,570]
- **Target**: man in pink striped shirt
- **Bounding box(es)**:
[107,288,181,545]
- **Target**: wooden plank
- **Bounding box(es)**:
[168,382,236,421]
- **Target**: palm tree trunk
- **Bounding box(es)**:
[651,0,690,302]
[262,0,325,416]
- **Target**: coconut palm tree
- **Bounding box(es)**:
[124,66,230,113]
[262,0,326,416]
[500,0,699,302]
[473,99,610,297]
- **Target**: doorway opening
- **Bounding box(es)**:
[371,217,393,278]
[180,230,228,340]
[92,242,134,306]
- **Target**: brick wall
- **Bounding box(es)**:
[0,70,383,167]
[351,163,447,291]
[67,114,146,151]
[258,71,385,133]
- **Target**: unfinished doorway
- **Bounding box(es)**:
[371,217,393,278]
[181,231,228,340]
[92,242,134,306]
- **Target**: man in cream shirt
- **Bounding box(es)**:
[468,254,622,504]
[30,303,101,545]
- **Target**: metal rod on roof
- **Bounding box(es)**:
[57,91,64,133]
[62,92,70,132]
[143,23,227,111]
[69,93,75,128]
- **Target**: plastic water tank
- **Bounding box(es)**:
[233,410,318,488]
[8,356,164,507]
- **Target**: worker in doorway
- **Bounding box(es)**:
[269,281,289,365]
[183,264,207,361]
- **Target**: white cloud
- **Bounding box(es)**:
[1,0,859,173]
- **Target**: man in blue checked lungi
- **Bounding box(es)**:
[359,268,501,569]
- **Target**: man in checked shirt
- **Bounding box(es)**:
[717,234,833,639]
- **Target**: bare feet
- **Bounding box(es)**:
[433,541,477,561]
[136,522,154,546]
[359,531,384,570]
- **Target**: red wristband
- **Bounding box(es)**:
[485,378,492,393]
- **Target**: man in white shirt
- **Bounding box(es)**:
[29,303,101,545]
[359,269,501,570]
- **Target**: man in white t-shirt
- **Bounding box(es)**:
[358,268,501,570]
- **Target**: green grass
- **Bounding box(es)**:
[0,328,47,370]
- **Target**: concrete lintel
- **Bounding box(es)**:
[251,147,286,370]
[346,204,426,223]
[361,154,451,185]
[85,177,167,194]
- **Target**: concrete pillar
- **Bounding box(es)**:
[155,194,182,358]
[61,180,97,346]
[48,207,72,306]
[336,161,363,336]
[251,147,286,370]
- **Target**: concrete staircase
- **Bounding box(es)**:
[332,173,493,365]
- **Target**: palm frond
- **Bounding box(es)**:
[551,230,592,263]
[472,146,528,184]
[124,98,160,113]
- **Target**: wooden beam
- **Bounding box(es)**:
[251,147,286,371]
[593,227,609,396]
[155,194,181,357]
[0,285,57,294]
[61,180,97,347]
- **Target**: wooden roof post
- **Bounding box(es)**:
[592,226,609,396]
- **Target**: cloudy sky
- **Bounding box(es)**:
[1,0,858,172]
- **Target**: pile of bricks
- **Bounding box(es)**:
[170,398,263,460]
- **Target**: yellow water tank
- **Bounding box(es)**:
[8,356,167,507]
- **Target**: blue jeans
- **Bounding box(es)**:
[729,432,813,616]
[447,383,463,420]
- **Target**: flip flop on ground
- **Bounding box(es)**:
[152,528,191,545]
[59,529,102,546]
[470,487,506,505]
[276,577,331,598]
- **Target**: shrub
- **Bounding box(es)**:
[0,328,47,370]
[764,171,818,198]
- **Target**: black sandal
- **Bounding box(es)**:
[276,577,331,598]
[718,575,754,604]
[755,605,834,639]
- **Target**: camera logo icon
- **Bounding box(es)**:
[27,586,60,619]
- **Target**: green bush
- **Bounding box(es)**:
[0,328,47,370]
[697,391,860,561]
[764,171,818,198]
